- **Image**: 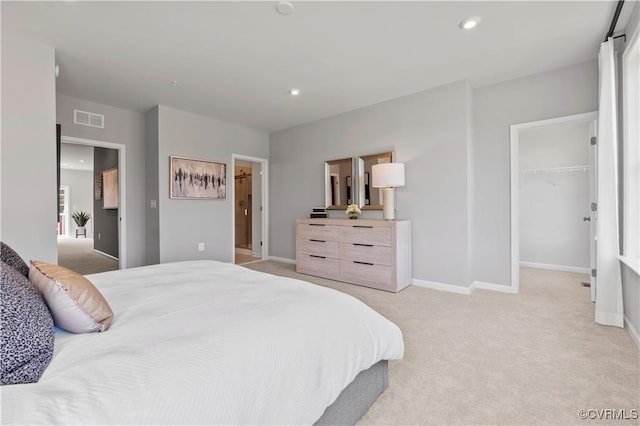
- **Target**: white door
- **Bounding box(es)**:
[588,121,598,301]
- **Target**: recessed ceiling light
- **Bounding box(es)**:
[459,16,481,30]
[79,159,85,163]
[276,1,294,16]
[289,88,300,96]
[171,80,178,87]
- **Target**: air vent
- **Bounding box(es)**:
[74,109,104,128]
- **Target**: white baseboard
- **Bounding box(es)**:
[93,249,119,261]
[267,256,296,265]
[472,281,518,294]
[412,278,472,295]
[624,316,640,350]
[520,261,589,274]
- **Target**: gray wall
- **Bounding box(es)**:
[56,93,146,267]
[145,107,160,265]
[155,106,269,263]
[93,147,119,258]
[1,36,57,264]
[473,60,599,287]
[519,122,591,270]
[270,80,473,286]
[61,168,94,237]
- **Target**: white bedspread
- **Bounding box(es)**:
[1,261,403,425]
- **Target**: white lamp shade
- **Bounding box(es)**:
[372,163,405,188]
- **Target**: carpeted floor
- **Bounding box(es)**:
[244,261,640,425]
[57,238,119,275]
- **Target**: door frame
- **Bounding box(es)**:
[231,154,269,262]
[510,111,598,293]
[61,135,127,269]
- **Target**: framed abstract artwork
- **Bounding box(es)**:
[102,168,118,209]
[170,156,227,199]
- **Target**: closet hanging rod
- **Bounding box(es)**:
[520,165,590,175]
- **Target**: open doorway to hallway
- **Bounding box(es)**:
[58,141,120,274]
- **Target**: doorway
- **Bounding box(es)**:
[59,136,127,272]
[232,154,268,265]
[510,112,598,294]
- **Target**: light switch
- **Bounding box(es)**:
[150,200,157,209]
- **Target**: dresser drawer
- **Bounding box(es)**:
[339,260,393,290]
[298,239,339,258]
[340,225,392,246]
[297,254,340,281]
[339,243,392,266]
[297,224,340,242]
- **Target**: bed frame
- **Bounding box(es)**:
[315,360,388,425]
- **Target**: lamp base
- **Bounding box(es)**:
[381,187,395,220]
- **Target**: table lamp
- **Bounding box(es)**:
[371,163,405,220]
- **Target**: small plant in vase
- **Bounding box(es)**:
[345,204,361,220]
[72,211,91,233]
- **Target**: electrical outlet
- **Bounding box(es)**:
[198,243,205,251]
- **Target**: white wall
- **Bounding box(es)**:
[1,36,57,264]
[155,106,269,263]
[270,80,473,287]
[61,168,94,237]
[56,94,147,267]
[473,60,599,287]
[518,122,591,270]
[621,1,640,346]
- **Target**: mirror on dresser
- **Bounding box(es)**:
[357,151,394,209]
[324,157,355,209]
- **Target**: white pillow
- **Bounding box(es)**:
[29,261,114,333]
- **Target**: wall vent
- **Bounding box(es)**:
[74,109,104,128]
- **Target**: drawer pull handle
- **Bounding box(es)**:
[310,255,326,259]
[310,239,326,243]
[309,224,325,227]
[353,243,373,247]
[352,225,373,229]
[353,261,374,266]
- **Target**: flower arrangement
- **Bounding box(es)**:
[345,204,361,219]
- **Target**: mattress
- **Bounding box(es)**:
[1,260,404,424]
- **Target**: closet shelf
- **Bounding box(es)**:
[520,165,590,176]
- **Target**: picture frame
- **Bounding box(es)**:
[102,168,118,209]
[170,156,227,199]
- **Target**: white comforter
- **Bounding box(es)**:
[1,261,404,425]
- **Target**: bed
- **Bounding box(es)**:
[1,260,404,424]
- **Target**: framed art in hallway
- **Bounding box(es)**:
[102,168,118,209]
[170,156,227,199]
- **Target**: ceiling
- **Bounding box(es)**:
[1,1,630,132]
[60,143,93,171]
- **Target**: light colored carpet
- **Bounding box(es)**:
[57,238,119,275]
[244,261,640,425]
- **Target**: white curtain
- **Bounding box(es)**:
[595,38,623,327]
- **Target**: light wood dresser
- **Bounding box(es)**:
[296,218,412,292]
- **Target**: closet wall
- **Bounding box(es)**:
[519,121,591,271]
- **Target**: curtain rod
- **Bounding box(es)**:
[605,0,625,42]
